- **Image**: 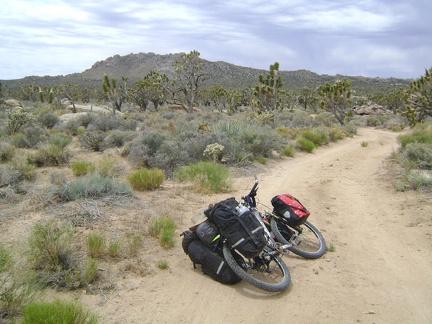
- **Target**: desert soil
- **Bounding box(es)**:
[1,127,431,323]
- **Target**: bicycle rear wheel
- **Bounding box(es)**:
[271,219,326,259]
[222,242,290,292]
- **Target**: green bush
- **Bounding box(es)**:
[300,129,329,147]
[127,168,165,191]
[27,220,74,271]
[49,133,72,149]
[70,160,96,176]
[78,131,107,152]
[86,232,106,258]
[148,217,176,249]
[38,112,60,129]
[97,156,122,178]
[21,299,97,324]
[28,145,71,167]
[0,142,15,162]
[281,144,295,157]
[402,143,432,170]
[174,161,231,193]
[297,137,315,153]
[58,174,132,201]
[0,243,13,272]
[398,130,432,149]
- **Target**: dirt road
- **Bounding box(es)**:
[75,128,432,323]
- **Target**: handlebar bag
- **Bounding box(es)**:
[205,197,266,259]
[271,194,310,227]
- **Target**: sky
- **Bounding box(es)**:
[1,0,431,80]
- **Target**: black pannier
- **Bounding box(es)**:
[204,197,266,259]
[182,232,240,285]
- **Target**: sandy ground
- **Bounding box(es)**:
[1,127,431,323]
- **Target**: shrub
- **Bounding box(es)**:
[174,161,231,193]
[148,217,176,249]
[108,239,121,258]
[78,131,107,152]
[86,232,106,258]
[27,220,74,271]
[70,160,96,176]
[21,299,97,324]
[57,174,132,201]
[97,156,122,178]
[156,260,169,270]
[126,168,165,191]
[297,137,315,153]
[300,128,328,147]
[128,131,167,166]
[398,130,432,149]
[403,143,432,170]
[49,133,72,150]
[407,170,432,190]
[361,141,369,147]
[0,243,13,272]
[103,130,136,148]
[38,111,60,129]
[281,144,295,157]
[28,145,71,167]
[0,142,15,162]
[0,269,40,320]
[127,233,142,257]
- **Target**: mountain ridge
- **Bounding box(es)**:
[3,52,410,93]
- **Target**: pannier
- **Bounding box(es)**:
[204,197,266,259]
[271,193,310,227]
[196,220,220,247]
[181,230,241,285]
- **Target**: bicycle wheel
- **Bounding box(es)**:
[271,219,326,259]
[222,242,290,292]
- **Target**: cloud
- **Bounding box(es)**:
[0,0,430,80]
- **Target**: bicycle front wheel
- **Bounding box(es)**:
[271,219,326,259]
[222,242,290,292]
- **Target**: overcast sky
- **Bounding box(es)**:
[1,0,431,80]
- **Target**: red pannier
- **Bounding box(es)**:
[271,194,310,227]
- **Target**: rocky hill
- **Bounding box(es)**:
[3,52,410,94]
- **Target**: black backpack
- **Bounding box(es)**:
[204,197,267,259]
[181,230,241,285]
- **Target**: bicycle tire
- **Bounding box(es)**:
[271,219,326,259]
[222,242,290,292]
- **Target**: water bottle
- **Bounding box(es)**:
[235,204,249,217]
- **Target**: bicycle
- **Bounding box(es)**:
[220,178,291,292]
[244,177,327,259]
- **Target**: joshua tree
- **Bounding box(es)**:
[102,75,124,115]
[318,79,352,126]
[253,62,283,111]
[404,67,432,126]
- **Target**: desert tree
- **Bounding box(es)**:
[253,62,283,111]
[317,79,352,126]
[298,87,319,112]
[129,71,168,111]
[102,74,125,115]
[403,67,432,126]
[208,84,230,112]
[166,50,207,113]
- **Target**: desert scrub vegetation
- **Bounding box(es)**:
[148,216,176,248]
[55,173,132,201]
[174,161,231,193]
[70,160,96,176]
[26,220,99,289]
[21,298,97,324]
[393,121,432,191]
[126,167,165,191]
